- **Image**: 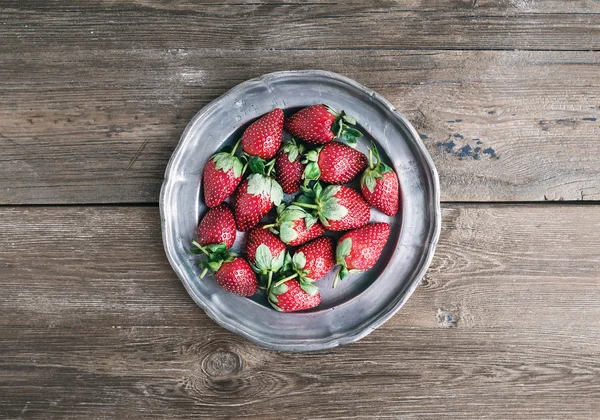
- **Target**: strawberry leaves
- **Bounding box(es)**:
[246,173,283,206]
[190,241,235,278]
[302,149,321,181]
[253,244,286,274]
[319,186,348,226]
[276,204,319,244]
[251,243,286,290]
[282,138,304,163]
[247,155,266,175]
[211,138,245,178]
[291,251,319,294]
[335,237,352,284]
[330,109,363,147]
[212,152,244,178]
[294,184,348,227]
[362,141,394,193]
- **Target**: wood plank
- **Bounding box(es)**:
[0,204,599,418]
[1,327,599,419]
[1,49,599,204]
[1,0,599,53]
[1,204,600,330]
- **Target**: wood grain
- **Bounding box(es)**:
[1,49,599,204]
[1,205,599,418]
[2,0,599,53]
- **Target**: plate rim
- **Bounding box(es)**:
[160,70,441,351]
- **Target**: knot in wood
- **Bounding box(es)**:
[202,350,242,377]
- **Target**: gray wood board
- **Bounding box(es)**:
[2,0,599,51]
[1,50,599,204]
[1,204,599,418]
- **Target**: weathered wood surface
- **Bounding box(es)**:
[2,0,599,52]
[1,205,599,419]
[1,49,599,204]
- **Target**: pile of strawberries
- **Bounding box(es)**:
[191,105,400,312]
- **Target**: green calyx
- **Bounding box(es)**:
[275,204,319,244]
[292,183,348,227]
[330,108,363,147]
[247,173,283,206]
[289,252,320,294]
[332,238,362,288]
[336,238,352,266]
[252,244,286,275]
[212,138,244,177]
[190,240,236,278]
[301,148,321,181]
[247,155,277,177]
[361,141,394,193]
[212,153,244,178]
[332,237,353,289]
[268,256,320,304]
[282,138,305,163]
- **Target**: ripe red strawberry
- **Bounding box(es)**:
[268,279,321,312]
[197,203,236,249]
[291,236,335,282]
[266,204,326,246]
[190,242,257,296]
[275,139,305,194]
[241,108,284,159]
[335,222,391,287]
[203,140,244,208]
[293,183,370,232]
[360,143,400,216]
[284,104,363,146]
[215,257,258,296]
[234,173,283,231]
[303,141,368,184]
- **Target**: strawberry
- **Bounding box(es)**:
[215,257,258,296]
[293,183,370,232]
[241,108,284,159]
[284,104,363,146]
[264,204,326,246]
[275,138,305,194]
[335,222,391,287]
[360,142,399,216]
[234,173,283,231]
[245,225,287,289]
[197,203,236,249]
[289,236,335,282]
[303,141,368,184]
[203,139,244,208]
[190,242,257,296]
[268,279,321,312]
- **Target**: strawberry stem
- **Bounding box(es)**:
[191,240,209,256]
[267,271,274,290]
[199,267,209,279]
[265,158,276,177]
[368,145,375,170]
[332,267,341,289]
[231,138,242,155]
[292,201,319,210]
[262,223,277,229]
[272,272,298,288]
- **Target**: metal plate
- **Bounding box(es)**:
[160,71,440,351]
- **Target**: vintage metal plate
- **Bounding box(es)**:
[160,71,440,351]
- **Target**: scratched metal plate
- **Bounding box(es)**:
[160,71,440,351]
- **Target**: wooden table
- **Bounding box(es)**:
[1,1,599,418]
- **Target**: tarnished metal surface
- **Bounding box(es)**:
[160,71,440,351]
